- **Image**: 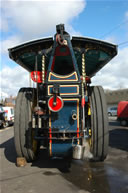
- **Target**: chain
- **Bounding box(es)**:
[42,55,45,83]
[82,53,86,97]
[82,53,86,83]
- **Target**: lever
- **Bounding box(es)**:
[52,84,59,106]
[53,94,57,106]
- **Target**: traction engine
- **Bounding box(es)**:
[8,24,117,162]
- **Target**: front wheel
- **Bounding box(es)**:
[89,86,109,161]
[14,88,39,162]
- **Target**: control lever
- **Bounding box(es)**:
[52,84,59,106]
[53,94,57,106]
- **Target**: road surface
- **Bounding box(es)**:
[0,119,128,193]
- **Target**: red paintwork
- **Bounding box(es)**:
[117,101,128,118]
[31,71,42,83]
[80,76,91,83]
[55,45,70,56]
[48,96,63,112]
[81,97,85,107]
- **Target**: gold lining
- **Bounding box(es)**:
[48,71,78,82]
[48,85,79,95]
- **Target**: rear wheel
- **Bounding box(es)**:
[14,88,39,162]
[89,86,109,161]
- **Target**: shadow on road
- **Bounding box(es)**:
[0,136,71,172]
[32,149,71,173]
[0,137,17,163]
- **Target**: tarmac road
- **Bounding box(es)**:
[0,119,128,193]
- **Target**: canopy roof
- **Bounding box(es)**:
[8,36,117,77]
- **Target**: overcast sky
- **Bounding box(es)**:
[0,0,128,98]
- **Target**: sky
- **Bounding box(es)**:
[0,0,128,98]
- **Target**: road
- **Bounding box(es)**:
[0,119,128,193]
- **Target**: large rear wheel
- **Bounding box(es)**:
[88,86,109,161]
[14,88,39,162]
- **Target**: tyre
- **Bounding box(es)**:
[89,86,109,161]
[108,112,112,116]
[3,121,9,128]
[14,88,39,162]
[120,119,127,126]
